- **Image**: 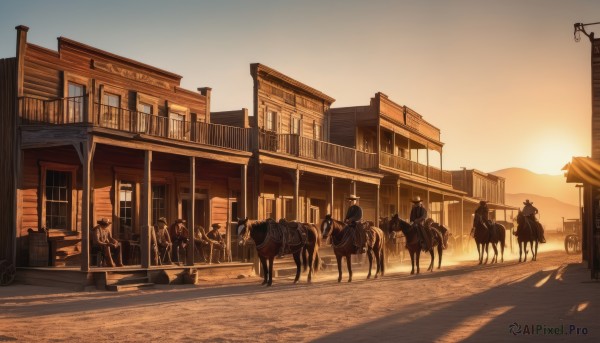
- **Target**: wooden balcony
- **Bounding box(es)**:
[379,151,452,185]
[18,96,251,152]
[258,131,377,170]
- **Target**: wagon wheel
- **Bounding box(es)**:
[564,234,579,255]
[0,260,16,286]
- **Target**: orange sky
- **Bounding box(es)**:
[0,0,595,175]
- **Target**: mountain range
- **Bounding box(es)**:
[490,168,580,231]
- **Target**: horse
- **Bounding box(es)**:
[387,214,446,274]
[379,216,405,263]
[237,218,320,286]
[321,215,385,282]
[473,214,507,264]
[515,211,540,262]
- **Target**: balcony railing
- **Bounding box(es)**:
[258,131,377,170]
[19,96,251,152]
[379,151,452,185]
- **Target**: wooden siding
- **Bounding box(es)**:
[211,109,249,128]
[0,58,16,262]
[328,107,360,148]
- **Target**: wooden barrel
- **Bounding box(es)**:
[28,232,49,267]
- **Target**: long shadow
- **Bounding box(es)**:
[312,263,599,342]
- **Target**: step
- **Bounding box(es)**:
[106,282,155,292]
[108,276,150,286]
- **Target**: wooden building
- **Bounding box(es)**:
[1,26,252,273]
[213,64,383,225]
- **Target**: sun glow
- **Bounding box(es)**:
[523,132,586,175]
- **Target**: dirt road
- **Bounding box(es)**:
[0,248,598,342]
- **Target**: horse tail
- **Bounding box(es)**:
[314,250,321,273]
[380,231,386,275]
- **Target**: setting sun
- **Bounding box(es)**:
[521,131,587,175]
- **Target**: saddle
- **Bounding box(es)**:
[277,219,308,254]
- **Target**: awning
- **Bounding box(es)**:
[563,157,600,187]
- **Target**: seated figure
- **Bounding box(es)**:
[155,217,173,264]
[170,219,189,263]
[206,223,225,264]
[92,218,123,267]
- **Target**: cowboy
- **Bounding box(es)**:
[193,225,210,262]
[344,194,366,254]
[207,223,225,264]
[521,199,546,243]
[170,219,189,263]
[155,217,173,264]
[473,200,495,240]
[92,218,123,267]
[410,196,431,251]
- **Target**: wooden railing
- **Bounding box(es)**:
[258,131,377,170]
[379,151,452,185]
[19,97,251,152]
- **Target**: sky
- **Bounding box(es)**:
[0,0,596,175]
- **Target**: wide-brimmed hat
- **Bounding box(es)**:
[523,199,533,205]
[411,196,422,203]
[211,223,222,229]
[175,218,187,224]
[97,218,111,226]
[157,217,168,225]
[479,200,488,205]
[347,194,360,200]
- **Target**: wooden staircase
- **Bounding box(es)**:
[96,270,154,291]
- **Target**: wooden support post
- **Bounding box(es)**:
[294,168,300,221]
[460,198,464,253]
[186,156,195,266]
[80,140,94,271]
[397,183,401,217]
[141,150,152,268]
[376,184,380,224]
[241,164,248,219]
[328,177,334,216]
[441,194,445,226]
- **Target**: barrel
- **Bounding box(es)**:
[29,232,49,267]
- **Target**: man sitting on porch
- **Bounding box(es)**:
[170,219,189,264]
[207,223,225,264]
[155,217,173,264]
[92,218,123,267]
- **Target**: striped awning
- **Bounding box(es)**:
[563,157,600,187]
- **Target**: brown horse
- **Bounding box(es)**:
[387,214,446,274]
[237,218,320,286]
[380,216,405,263]
[321,215,385,282]
[516,211,539,262]
[473,215,507,264]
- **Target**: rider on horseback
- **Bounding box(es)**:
[472,200,496,241]
[410,196,431,251]
[344,194,366,254]
[519,199,546,243]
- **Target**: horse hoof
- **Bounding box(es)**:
[267,282,272,287]
[367,275,371,279]
[338,278,342,283]
[374,275,379,279]
[348,279,352,283]
[410,271,414,275]
[261,281,267,285]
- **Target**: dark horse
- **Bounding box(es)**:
[473,215,506,264]
[516,211,540,262]
[321,215,385,282]
[387,214,447,274]
[237,218,320,286]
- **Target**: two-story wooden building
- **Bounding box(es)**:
[1,26,253,272]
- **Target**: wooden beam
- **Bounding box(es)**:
[140,150,152,268]
[80,139,92,271]
[186,156,195,266]
[241,164,247,219]
[328,177,334,215]
[376,184,380,224]
[294,168,300,221]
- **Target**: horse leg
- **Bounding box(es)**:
[409,250,415,275]
[302,247,308,273]
[491,243,498,264]
[267,257,274,286]
[518,241,523,262]
[259,256,268,285]
[476,243,482,265]
[366,249,373,279]
[336,254,343,283]
[524,242,528,262]
[307,246,314,283]
[375,247,382,278]
[428,249,434,272]
[293,252,301,284]
[484,243,489,264]
[416,250,421,274]
[346,254,353,282]
[437,244,443,269]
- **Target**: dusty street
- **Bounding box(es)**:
[0,246,598,342]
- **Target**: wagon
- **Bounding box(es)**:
[563,218,581,255]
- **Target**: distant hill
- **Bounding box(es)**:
[489,168,580,232]
[491,168,578,206]
[504,193,579,232]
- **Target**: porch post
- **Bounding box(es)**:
[141,150,152,268]
[460,197,464,253]
[241,164,248,219]
[294,168,300,221]
[328,177,334,216]
[80,140,94,271]
[376,184,380,224]
[441,194,445,226]
[186,156,195,266]
[397,182,401,217]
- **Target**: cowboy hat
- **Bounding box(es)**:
[211,223,222,229]
[157,217,168,225]
[174,218,187,224]
[523,199,533,205]
[347,194,360,200]
[96,218,111,226]
[479,200,488,205]
[411,196,422,203]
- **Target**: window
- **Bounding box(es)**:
[283,198,294,220]
[102,92,120,129]
[309,206,319,225]
[265,198,275,220]
[136,102,152,133]
[152,185,167,225]
[291,117,300,135]
[118,182,134,238]
[139,102,152,115]
[169,111,189,140]
[314,123,322,140]
[45,170,71,230]
[67,82,84,123]
[266,111,276,132]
